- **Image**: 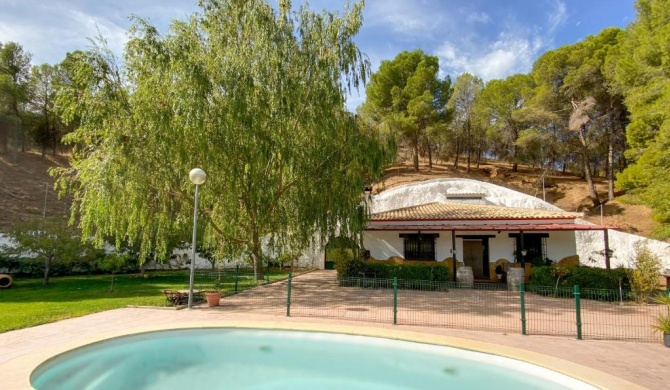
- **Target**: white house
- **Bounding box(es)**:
[363,197,604,280]
[336,178,670,276]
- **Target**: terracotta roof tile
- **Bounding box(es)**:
[371,202,580,221]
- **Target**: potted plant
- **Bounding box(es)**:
[653,293,670,347]
[205,278,222,307]
[495,265,504,282]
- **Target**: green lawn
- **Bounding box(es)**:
[0,270,290,333]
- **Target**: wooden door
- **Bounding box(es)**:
[463,240,484,278]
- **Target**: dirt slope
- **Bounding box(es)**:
[0,152,70,230]
[0,152,661,239]
[374,159,660,238]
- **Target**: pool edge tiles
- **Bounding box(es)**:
[3,320,650,390]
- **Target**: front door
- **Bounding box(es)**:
[463,240,485,278]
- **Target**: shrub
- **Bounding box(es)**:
[332,249,360,277]
[335,257,451,282]
[530,265,629,290]
[628,244,662,304]
[527,266,555,287]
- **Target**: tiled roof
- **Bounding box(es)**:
[370,202,580,221]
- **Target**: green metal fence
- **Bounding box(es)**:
[208,272,666,343]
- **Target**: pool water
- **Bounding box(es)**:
[31,328,596,390]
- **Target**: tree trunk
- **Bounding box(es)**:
[466,122,471,173]
[476,140,482,169]
[427,143,432,171]
[251,231,264,281]
[13,122,19,164]
[43,256,51,286]
[140,263,145,277]
[607,134,615,201]
[0,130,7,154]
[577,130,600,207]
[454,138,460,168]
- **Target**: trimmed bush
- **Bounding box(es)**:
[569,267,629,291]
[529,265,629,290]
[336,257,451,282]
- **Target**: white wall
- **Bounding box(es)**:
[371,178,562,214]
[365,230,576,264]
[576,225,670,271]
[363,231,404,260]
[546,230,578,261]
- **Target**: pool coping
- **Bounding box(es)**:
[3,320,648,390]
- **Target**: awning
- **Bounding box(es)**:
[364,223,608,232]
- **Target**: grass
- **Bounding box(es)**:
[0,269,291,333]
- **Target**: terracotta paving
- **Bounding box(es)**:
[1,270,668,389]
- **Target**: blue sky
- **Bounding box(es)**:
[0,0,636,109]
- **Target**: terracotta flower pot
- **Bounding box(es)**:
[205,292,222,307]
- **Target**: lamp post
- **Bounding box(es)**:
[188,168,207,309]
[521,249,528,269]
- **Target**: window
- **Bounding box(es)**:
[510,233,548,264]
[400,233,438,261]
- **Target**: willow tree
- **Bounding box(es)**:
[52,0,390,278]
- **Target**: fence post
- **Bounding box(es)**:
[286,272,292,317]
[574,285,582,340]
[393,277,398,325]
[520,283,527,335]
[234,265,239,293]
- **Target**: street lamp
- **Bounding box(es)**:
[520,249,528,268]
[188,168,207,309]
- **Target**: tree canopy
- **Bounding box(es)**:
[359,50,451,171]
[613,0,670,238]
[52,0,392,276]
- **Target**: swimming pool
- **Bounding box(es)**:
[31,328,596,390]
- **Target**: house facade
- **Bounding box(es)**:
[363,199,605,280]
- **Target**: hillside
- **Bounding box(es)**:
[374,159,660,239]
[0,152,661,239]
[0,152,70,230]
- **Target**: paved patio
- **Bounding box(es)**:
[1,270,669,389]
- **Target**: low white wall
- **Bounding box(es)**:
[576,226,670,270]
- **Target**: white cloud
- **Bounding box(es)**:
[547,0,568,35]
[0,0,196,65]
[466,12,491,24]
[436,33,539,81]
[433,0,571,81]
[366,0,450,37]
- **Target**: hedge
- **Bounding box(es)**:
[529,265,630,291]
[0,254,139,278]
[335,257,451,282]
